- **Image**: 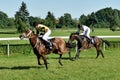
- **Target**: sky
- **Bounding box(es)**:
[0,0,120,19]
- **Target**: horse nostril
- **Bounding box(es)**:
[19,35,24,40]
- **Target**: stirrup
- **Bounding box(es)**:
[90,39,94,44]
[49,46,52,50]
[47,41,52,50]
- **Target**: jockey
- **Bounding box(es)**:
[76,24,94,44]
[33,22,52,50]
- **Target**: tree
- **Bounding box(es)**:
[110,10,120,31]
[88,12,98,32]
[7,18,15,28]
[0,11,15,28]
[17,18,26,33]
[79,14,88,25]
[57,13,77,28]
[64,13,74,28]
[15,1,29,32]
[57,16,65,28]
[44,11,56,29]
[79,7,120,31]
[28,16,44,28]
[0,11,8,28]
[72,18,79,28]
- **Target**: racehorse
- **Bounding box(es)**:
[68,33,110,59]
[19,29,70,69]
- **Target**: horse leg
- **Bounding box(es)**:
[75,49,81,60]
[41,55,48,70]
[100,50,104,58]
[96,50,100,59]
[59,54,63,66]
[68,49,74,60]
[37,55,42,65]
[95,44,104,58]
[95,44,101,59]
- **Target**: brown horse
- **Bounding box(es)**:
[68,33,110,59]
[19,29,70,69]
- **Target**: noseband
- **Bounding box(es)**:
[26,30,32,38]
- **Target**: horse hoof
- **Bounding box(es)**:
[70,58,75,61]
[74,57,78,60]
[59,62,63,66]
[38,63,42,65]
[60,64,63,66]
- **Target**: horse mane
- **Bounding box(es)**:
[71,32,79,35]
[70,32,79,38]
[28,29,38,37]
[70,32,90,44]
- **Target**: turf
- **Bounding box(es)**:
[0,28,120,80]
[0,48,119,80]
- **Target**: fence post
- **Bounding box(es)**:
[7,40,10,56]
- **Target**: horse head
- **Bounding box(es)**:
[19,29,34,40]
[68,32,79,45]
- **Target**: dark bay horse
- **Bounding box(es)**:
[68,33,110,59]
[19,29,70,69]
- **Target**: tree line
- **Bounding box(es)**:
[0,2,120,32]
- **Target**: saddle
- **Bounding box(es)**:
[39,37,53,50]
[82,36,94,44]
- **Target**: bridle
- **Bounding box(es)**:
[25,30,40,48]
[26,30,32,38]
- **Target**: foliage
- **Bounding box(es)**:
[79,7,120,31]
[56,16,65,28]
[0,44,31,55]
[1,2,120,32]
[57,13,76,28]
[16,18,27,33]
[14,1,30,33]
[44,11,56,29]
[28,16,44,28]
[0,11,15,28]
[0,49,120,80]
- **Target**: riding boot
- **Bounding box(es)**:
[46,41,52,50]
[49,41,53,50]
[90,38,94,44]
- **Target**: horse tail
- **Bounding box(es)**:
[102,39,110,47]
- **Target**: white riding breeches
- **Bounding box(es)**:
[42,29,51,41]
[81,28,90,38]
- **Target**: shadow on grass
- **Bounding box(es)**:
[48,57,70,60]
[0,65,44,70]
[79,57,96,59]
[48,56,95,60]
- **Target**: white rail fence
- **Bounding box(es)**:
[0,36,120,56]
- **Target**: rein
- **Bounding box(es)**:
[34,38,40,48]
[26,30,40,48]
[26,30,32,38]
